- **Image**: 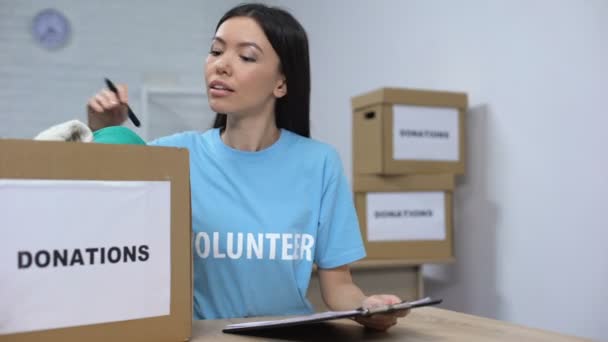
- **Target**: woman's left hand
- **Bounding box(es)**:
[353,294,409,331]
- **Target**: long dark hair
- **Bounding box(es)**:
[211,3,310,138]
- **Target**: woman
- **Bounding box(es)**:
[87,3,407,331]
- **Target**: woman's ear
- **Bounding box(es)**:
[274,77,287,98]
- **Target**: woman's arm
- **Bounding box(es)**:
[317,265,365,310]
[318,265,409,331]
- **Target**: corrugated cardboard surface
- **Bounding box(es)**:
[351,87,468,111]
[0,139,192,342]
[353,173,455,192]
[354,191,454,261]
[352,104,385,174]
[351,87,467,175]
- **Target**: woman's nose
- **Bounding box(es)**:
[215,57,231,76]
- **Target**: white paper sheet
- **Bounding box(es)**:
[366,192,446,241]
[0,179,171,335]
[392,105,459,161]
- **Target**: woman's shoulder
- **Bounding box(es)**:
[287,131,339,156]
[285,131,344,170]
[148,129,215,148]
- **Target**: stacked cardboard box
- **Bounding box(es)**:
[351,88,467,262]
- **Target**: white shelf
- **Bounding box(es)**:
[140,86,213,141]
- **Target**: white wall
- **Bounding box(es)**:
[2,0,607,340]
[0,0,260,139]
[278,0,608,340]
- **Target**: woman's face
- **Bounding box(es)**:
[205,17,286,117]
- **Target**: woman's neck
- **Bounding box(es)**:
[221,114,280,152]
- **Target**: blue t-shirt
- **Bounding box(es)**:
[150,128,366,319]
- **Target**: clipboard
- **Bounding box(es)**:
[223,297,442,333]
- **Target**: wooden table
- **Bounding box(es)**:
[191,307,589,341]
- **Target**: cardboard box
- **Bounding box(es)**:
[0,140,192,342]
[354,173,455,193]
[352,87,468,175]
[355,191,454,262]
[353,173,454,261]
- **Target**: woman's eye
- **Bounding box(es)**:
[209,50,222,56]
[240,56,256,62]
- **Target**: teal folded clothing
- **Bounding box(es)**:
[93,126,146,145]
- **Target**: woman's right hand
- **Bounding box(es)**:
[86,84,129,132]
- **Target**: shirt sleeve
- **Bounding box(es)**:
[314,148,366,269]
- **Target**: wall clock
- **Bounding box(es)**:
[31,8,71,50]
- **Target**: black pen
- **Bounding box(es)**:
[104,78,141,127]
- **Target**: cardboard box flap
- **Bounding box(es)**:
[354,174,455,192]
[351,87,468,111]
